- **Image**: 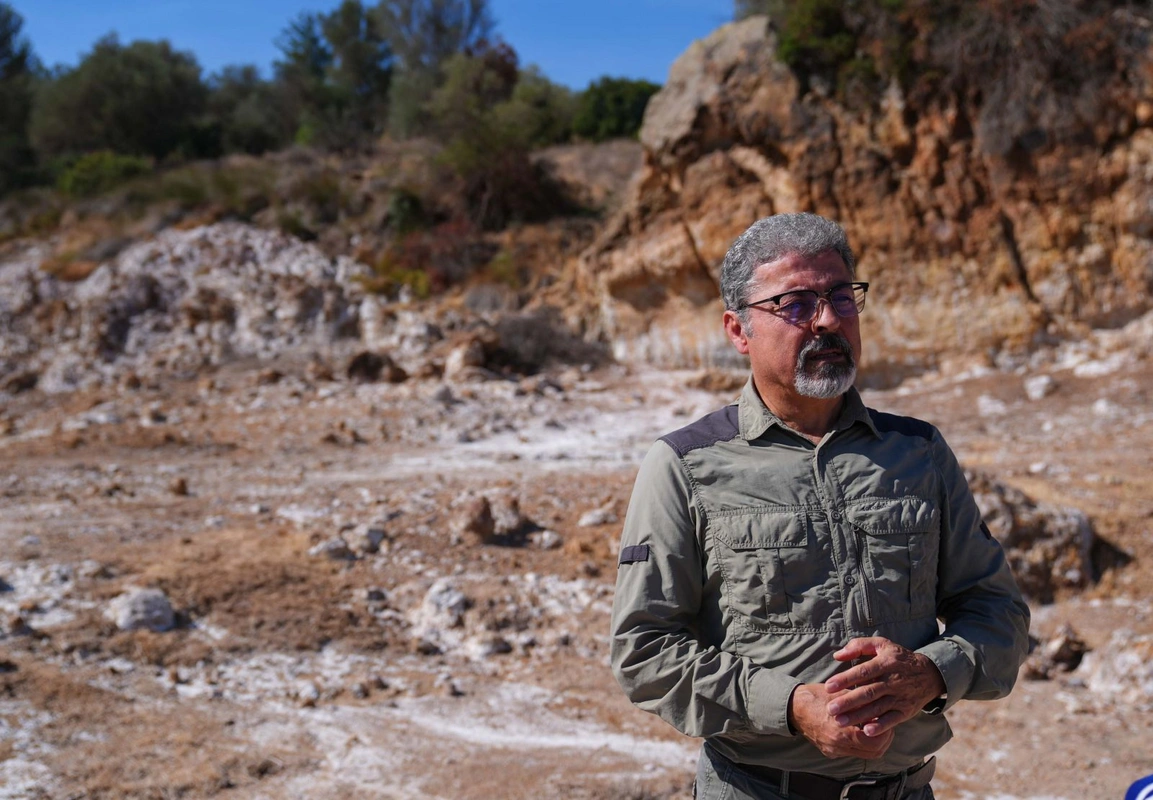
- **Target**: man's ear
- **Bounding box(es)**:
[723,309,751,355]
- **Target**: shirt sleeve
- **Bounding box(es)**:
[916,428,1032,711]
[609,440,801,738]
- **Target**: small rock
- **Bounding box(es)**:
[578,505,618,527]
[308,537,356,560]
[444,339,486,380]
[347,351,407,384]
[5,614,36,637]
[471,635,513,657]
[204,515,225,528]
[358,524,389,554]
[411,635,443,656]
[169,477,189,496]
[976,394,1008,416]
[432,384,457,406]
[1024,374,1055,401]
[106,587,176,632]
[256,367,283,386]
[452,493,495,544]
[489,492,528,535]
[1092,398,1121,418]
[1044,623,1089,670]
[422,579,469,626]
[364,587,388,603]
[532,530,563,550]
[296,680,321,707]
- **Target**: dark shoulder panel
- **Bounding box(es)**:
[869,409,936,441]
[659,404,740,457]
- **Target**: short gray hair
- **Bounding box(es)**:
[720,213,856,316]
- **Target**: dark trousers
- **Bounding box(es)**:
[693,743,935,800]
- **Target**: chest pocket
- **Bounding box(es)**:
[712,511,835,632]
[844,497,940,623]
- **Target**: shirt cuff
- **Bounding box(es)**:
[916,638,974,713]
[745,667,802,736]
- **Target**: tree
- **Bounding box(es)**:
[571,76,660,142]
[426,46,569,228]
[505,66,575,148]
[207,65,294,155]
[375,0,492,72]
[377,0,494,137]
[321,0,393,146]
[0,3,38,194]
[275,12,335,145]
[29,35,208,162]
[275,2,392,150]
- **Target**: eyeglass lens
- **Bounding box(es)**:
[778,286,864,324]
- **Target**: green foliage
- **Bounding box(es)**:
[206,65,294,155]
[360,253,432,298]
[505,67,575,148]
[386,187,426,233]
[427,49,567,229]
[30,35,208,162]
[56,151,153,197]
[571,76,660,142]
[375,0,493,73]
[275,2,392,151]
[379,0,495,139]
[0,3,39,195]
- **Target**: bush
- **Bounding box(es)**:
[428,51,565,229]
[571,77,660,142]
[30,35,208,162]
[56,151,153,197]
[490,307,608,374]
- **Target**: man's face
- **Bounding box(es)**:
[722,249,862,405]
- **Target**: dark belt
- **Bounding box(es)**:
[739,756,935,800]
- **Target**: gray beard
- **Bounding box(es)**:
[794,334,857,399]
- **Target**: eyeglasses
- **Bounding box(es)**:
[741,282,869,325]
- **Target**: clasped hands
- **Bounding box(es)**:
[786,637,946,760]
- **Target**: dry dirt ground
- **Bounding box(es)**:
[1,350,1152,799]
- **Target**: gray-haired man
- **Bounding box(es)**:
[610,213,1030,799]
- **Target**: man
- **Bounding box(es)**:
[610,213,1030,799]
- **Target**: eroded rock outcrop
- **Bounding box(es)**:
[570,15,1153,374]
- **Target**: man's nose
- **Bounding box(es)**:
[811,297,842,332]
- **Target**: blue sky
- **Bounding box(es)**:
[11,0,732,89]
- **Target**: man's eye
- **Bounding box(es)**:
[780,299,812,313]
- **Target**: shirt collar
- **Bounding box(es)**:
[737,377,879,441]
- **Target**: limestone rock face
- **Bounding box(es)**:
[570,16,1153,374]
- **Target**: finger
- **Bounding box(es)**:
[826,655,893,694]
[833,697,890,727]
[832,636,886,662]
[861,710,904,737]
[828,684,890,720]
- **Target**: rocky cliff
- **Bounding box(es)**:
[570,15,1153,378]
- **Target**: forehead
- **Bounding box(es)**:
[752,250,851,292]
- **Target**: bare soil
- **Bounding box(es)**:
[1,353,1151,799]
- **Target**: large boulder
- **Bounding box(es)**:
[566,16,1153,374]
[967,470,1095,603]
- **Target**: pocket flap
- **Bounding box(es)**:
[844,497,938,535]
[713,511,810,549]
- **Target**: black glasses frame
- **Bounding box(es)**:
[741,281,870,322]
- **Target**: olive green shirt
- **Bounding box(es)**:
[610,379,1030,778]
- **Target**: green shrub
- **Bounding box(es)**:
[386,188,426,233]
[572,77,660,142]
[56,151,153,197]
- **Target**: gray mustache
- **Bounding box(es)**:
[798,333,855,365]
